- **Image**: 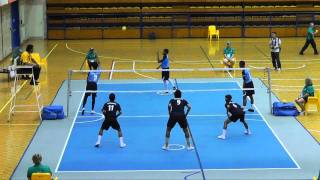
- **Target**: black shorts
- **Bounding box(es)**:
[303,96,310,103]
[167,114,188,129]
[162,68,170,80]
[87,61,98,70]
[85,81,97,97]
[243,81,255,96]
[229,113,245,123]
[101,118,121,131]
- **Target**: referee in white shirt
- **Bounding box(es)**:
[269,32,282,71]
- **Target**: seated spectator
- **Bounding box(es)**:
[27,154,52,180]
[295,77,314,115]
[223,41,236,69]
[21,44,41,85]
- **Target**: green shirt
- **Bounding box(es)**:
[307,27,315,40]
[302,85,314,97]
[27,164,52,178]
[86,52,97,62]
[224,47,235,58]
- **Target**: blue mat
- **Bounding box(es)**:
[57,81,297,172]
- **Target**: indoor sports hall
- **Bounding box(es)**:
[0,1,320,180]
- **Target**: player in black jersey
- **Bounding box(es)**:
[218,94,251,140]
[95,93,126,148]
[162,89,194,150]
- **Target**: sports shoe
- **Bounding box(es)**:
[244,130,251,135]
[187,146,194,151]
[81,108,85,115]
[162,145,168,150]
[173,86,177,91]
[218,135,226,140]
[248,108,254,112]
[90,110,95,114]
[299,52,303,55]
[120,143,126,148]
[94,143,100,148]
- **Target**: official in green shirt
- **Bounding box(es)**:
[27,154,52,180]
[295,77,315,115]
[223,41,236,68]
[86,48,100,70]
[300,22,319,55]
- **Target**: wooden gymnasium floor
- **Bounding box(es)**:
[1,38,320,179]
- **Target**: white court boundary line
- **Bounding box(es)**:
[249,64,306,70]
[109,61,116,80]
[272,84,320,88]
[75,114,262,124]
[132,61,157,80]
[71,88,256,94]
[65,42,314,64]
[236,81,301,169]
[56,81,300,173]
[98,80,238,85]
[57,167,300,173]
[55,93,85,173]
[309,129,320,133]
[262,78,320,81]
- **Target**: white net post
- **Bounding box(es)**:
[67,70,72,117]
[266,67,273,114]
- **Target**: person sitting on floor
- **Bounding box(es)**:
[295,77,314,115]
[27,154,52,180]
[21,44,41,85]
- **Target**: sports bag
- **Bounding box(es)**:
[41,105,64,120]
[272,102,299,116]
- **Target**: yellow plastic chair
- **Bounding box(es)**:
[31,53,47,72]
[31,173,58,180]
[208,25,219,41]
[305,91,320,115]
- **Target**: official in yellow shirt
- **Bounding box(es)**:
[21,44,41,85]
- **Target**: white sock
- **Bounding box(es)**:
[250,103,254,109]
[119,137,124,144]
[222,129,227,136]
[96,135,102,144]
[164,80,169,91]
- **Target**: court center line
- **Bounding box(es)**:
[55,92,85,173]
[235,81,301,169]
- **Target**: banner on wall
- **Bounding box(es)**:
[0,0,17,6]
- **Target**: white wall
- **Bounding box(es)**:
[0,8,3,60]
[1,4,12,58]
[19,0,46,40]
[19,0,27,42]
